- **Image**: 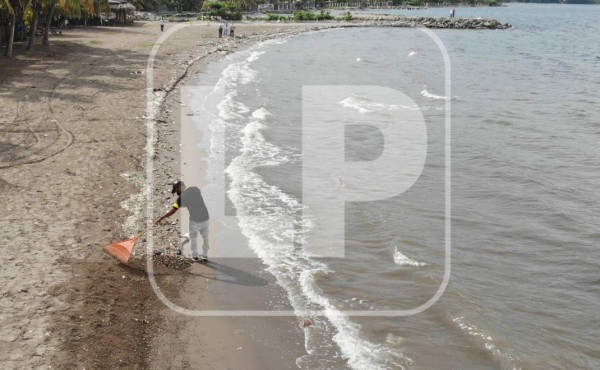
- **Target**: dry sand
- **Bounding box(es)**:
[0,20,345,369]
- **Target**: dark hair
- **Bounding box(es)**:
[171,180,185,194]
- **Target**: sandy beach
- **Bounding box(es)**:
[0,20,341,369]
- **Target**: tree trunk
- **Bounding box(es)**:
[26,1,40,51]
[5,12,15,57]
[42,2,55,46]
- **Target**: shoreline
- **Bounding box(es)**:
[145,22,345,369]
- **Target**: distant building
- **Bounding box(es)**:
[257,1,297,12]
[258,4,275,12]
[106,0,136,24]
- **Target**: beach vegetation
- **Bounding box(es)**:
[292,10,333,21]
[202,1,242,20]
[339,11,352,21]
[265,13,285,21]
[316,10,333,20]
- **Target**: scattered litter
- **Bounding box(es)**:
[300,318,315,328]
[150,251,193,270]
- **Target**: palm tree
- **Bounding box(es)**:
[26,0,41,50]
[58,0,82,23]
[42,0,57,46]
[2,0,16,56]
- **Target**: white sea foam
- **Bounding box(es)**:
[421,89,450,100]
[339,97,372,113]
[393,247,427,267]
[219,51,262,87]
[251,107,271,120]
[408,51,418,57]
[217,92,250,121]
[246,50,265,63]
[339,96,420,114]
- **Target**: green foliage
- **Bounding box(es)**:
[339,11,352,21]
[264,13,292,22]
[407,0,423,5]
[203,1,241,20]
[1,0,15,17]
[203,0,222,10]
[24,3,33,25]
[293,10,314,21]
[316,10,333,20]
[294,10,333,21]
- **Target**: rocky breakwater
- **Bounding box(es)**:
[354,15,511,29]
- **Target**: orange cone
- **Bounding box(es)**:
[103,237,139,265]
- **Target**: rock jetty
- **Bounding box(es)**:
[353,15,511,29]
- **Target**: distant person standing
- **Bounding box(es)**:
[224,23,229,37]
[155,181,210,261]
[450,9,456,18]
[230,25,235,37]
[218,23,223,37]
[160,17,164,32]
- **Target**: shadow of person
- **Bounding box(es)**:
[188,259,269,287]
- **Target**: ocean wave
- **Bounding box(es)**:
[452,316,522,370]
[393,247,427,267]
[339,96,420,114]
[251,107,271,120]
[217,92,250,122]
[218,50,263,88]
[420,89,450,100]
[453,316,496,351]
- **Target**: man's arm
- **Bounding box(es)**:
[155,207,178,225]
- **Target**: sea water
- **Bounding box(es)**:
[188,4,600,369]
